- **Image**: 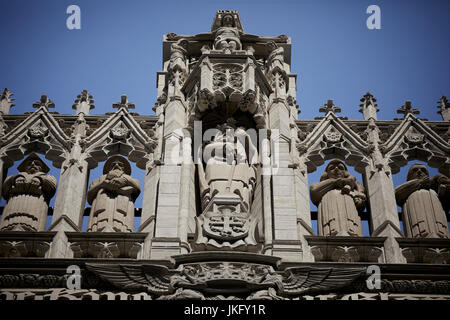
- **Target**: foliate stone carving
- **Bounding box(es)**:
[324,127,343,143]
[395,163,450,238]
[110,124,131,141]
[405,128,425,147]
[32,94,55,110]
[27,124,49,140]
[72,90,95,115]
[0,153,57,232]
[0,88,15,115]
[310,160,367,236]
[437,96,450,121]
[195,120,259,251]
[87,156,141,232]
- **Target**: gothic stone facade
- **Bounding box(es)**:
[0,11,449,301]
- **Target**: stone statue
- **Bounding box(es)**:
[169,39,188,73]
[310,160,366,236]
[213,13,242,51]
[0,153,57,231]
[195,119,259,250]
[198,119,257,211]
[87,156,141,232]
[395,163,450,239]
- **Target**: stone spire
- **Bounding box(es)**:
[396,100,419,119]
[112,94,135,111]
[0,88,15,115]
[72,90,94,115]
[359,92,379,120]
[32,94,55,110]
[437,96,450,121]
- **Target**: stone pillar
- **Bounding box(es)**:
[268,99,303,262]
[177,134,195,254]
[47,91,93,258]
[261,136,273,254]
[150,97,187,259]
[364,167,406,263]
[363,106,406,263]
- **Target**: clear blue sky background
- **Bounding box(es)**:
[0,0,449,233]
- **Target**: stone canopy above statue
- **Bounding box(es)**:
[161,11,292,68]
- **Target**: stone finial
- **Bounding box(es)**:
[437,96,450,121]
[112,95,135,111]
[359,92,379,120]
[72,90,95,115]
[0,88,15,115]
[315,99,347,120]
[32,94,55,110]
[319,99,341,115]
[396,100,420,118]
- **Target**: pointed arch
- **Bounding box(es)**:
[0,107,71,168]
[297,112,370,173]
[84,108,158,170]
[382,114,450,175]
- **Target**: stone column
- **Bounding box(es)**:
[268,99,303,261]
[361,94,406,263]
[364,167,406,263]
[47,91,93,258]
[149,97,187,259]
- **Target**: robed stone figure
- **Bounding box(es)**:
[395,163,449,239]
[310,160,367,237]
[87,156,140,232]
[0,153,57,231]
[197,120,258,211]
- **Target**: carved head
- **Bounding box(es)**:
[103,156,131,175]
[222,14,234,27]
[321,159,350,181]
[407,163,429,181]
[17,153,49,175]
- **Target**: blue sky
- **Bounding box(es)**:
[0,0,449,233]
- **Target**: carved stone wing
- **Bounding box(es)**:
[281,266,365,296]
[86,264,172,295]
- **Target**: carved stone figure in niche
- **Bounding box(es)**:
[198,119,257,211]
[310,160,366,236]
[213,13,242,51]
[87,156,140,232]
[195,118,259,250]
[0,153,57,231]
[395,163,450,239]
